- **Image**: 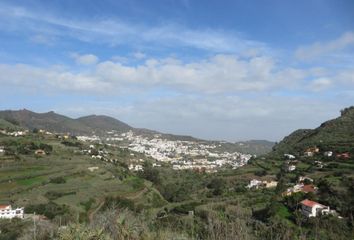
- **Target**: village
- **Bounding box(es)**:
[0,126,350,222]
[246,146,348,219]
[77,130,253,173]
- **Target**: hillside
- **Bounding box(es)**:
[0,109,92,135]
[77,115,132,133]
[272,106,354,155]
[0,107,353,239]
[0,109,274,155]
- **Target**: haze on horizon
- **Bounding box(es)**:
[0,0,354,142]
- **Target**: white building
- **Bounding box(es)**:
[247,179,263,189]
[288,165,296,172]
[0,146,4,154]
[0,205,24,219]
[284,154,296,159]
[324,151,333,157]
[300,199,330,217]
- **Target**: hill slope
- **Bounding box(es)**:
[272,106,354,154]
[0,109,274,154]
[77,115,132,133]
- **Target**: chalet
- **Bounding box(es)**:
[324,151,333,157]
[298,176,314,183]
[300,199,330,217]
[282,183,317,196]
[247,179,278,189]
[264,180,278,188]
[336,152,350,159]
[35,149,46,156]
[246,179,263,189]
[288,165,296,172]
[0,205,24,219]
[0,146,4,153]
[284,154,296,159]
[88,167,99,172]
[314,161,324,168]
[304,147,319,157]
[301,184,317,193]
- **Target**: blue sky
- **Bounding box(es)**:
[0,0,354,141]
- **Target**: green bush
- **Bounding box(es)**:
[25,202,70,219]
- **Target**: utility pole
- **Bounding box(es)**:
[33,212,37,240]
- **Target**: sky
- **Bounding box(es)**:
[0,0,354,141]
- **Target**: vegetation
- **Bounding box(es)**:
[0,107,354,239]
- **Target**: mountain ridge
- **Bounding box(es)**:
[272,106,354,155]
[0,109,274,155]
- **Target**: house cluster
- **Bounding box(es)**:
[76,130,251,172]
[128,164,144,172]
[77,135,101,142]
[0,129,28,137]
[282,176,317,196]
[246,179,278,189]
[0,205,24,219]
[117,131,252,171]
[303,147,351,159]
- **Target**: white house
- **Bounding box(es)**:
[0,146,4,154]
[247,179,263,189]
[288,165,296,172]
[300,199,329,217]
[324,151,333,157]
[0,205,24,219]
[284,154,296,159]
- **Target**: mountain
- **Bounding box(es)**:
[77,115,132,133]
[272,106,354,154]
[235,140,276,156]
[0,109,93,135]
[0,109,274,154]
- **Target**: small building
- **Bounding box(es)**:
[300,199,330,217]
[246,179,263,189]
[304,147,319,157]
[35,149,46,156]
[282,183,317,197]
[0,205,24,219]
[0,146,4,154]
[324,151,333,157]
[288,165,296,172]
[264,180,278,188]
[298,176,314,183]
[247,179,278,189]
[88,167,99,172]
[336,152,350,159]
[284,154,296,159]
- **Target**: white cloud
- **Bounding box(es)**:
[296,31,354,60]
[0,54,343,95]
[132,51,146,60]
[308,78,332,91]
[0,3,267,53]
[70,53,98,65]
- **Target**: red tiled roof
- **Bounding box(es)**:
[300,199,324,208]
[301,185,316,193]
[0,205,10,209]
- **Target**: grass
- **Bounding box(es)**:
[16,176,45,186]
[276,204,292,219]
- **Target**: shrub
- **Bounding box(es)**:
[49,176,66,184]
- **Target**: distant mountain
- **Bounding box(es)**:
[235,140,275,156]
[0,109,93,135]
[272,106,354,154]
[0,109,274,154]
[77,115,132,133]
